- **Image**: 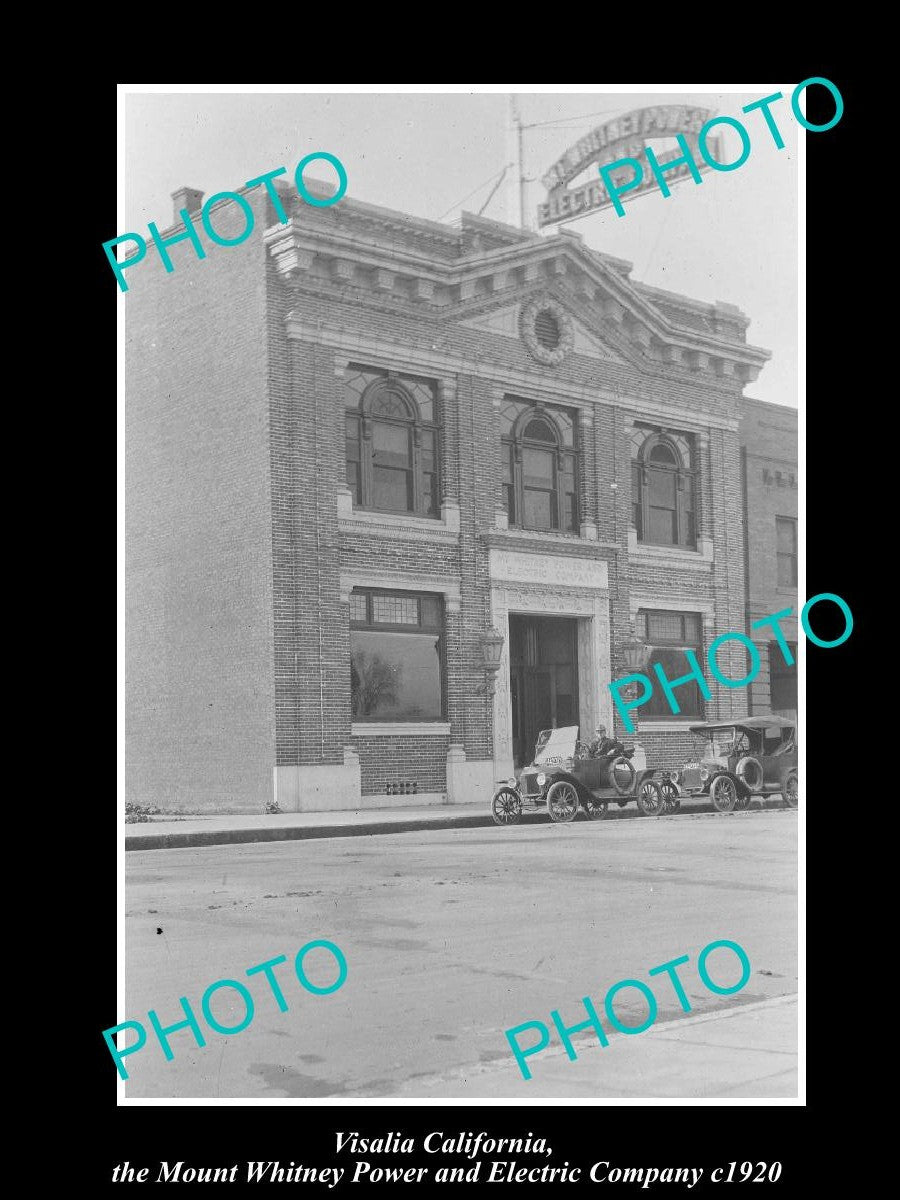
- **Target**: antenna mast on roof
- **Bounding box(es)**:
[508,95,528,231]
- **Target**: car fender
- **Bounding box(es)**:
[709,770,749,799]
[541,769,593,802]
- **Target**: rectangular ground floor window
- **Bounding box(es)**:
[350,588,445,721]
[636,609,705,719]
[769,641,797,713]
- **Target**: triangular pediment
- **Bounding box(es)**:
[457,299,631,365]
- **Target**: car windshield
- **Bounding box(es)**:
[533,726,579,766]
[691,729,738,762]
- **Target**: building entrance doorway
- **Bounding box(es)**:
[509,614,579,767]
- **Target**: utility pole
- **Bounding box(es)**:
[508,95,527,230]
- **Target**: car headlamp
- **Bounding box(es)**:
[700,768,710,782]
[536,772,546,787]
[670,769,680,783]
[508,777,517,787]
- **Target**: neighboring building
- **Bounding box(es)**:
[125,181,777,813]
[740,398,799,719]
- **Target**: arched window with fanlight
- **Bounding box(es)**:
[499,397,579,533]
[631,426,696,548]
[344,366,440,517]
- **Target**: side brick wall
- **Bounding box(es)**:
[124,194,276,812]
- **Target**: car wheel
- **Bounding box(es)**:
[636,779,664,816]
[710,774,738,813]
[491,787,522,826]
[659,780,680,813]
[735,792,751,810]
[783,772,798,810]
[582,795,608,821]
[546,781,579,823]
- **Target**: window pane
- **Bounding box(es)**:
[523,446,553,486]
[648,506,677,544]
[343,366,381,409]
[646,611,685,643]
[682,613,701,643]
[649,442,677,465]
[419,594,443,629]
[500,400,528,438]
[769,642,797,712]
[777,553,797,587]
[648,467,676,507]
[524,418,555,443]
[345,417,361,502]
[524,488,554,530]
[405,377,434,422]
[372,422,411,466]
[351,630,443,720]
[349,593,367,623]
[777,518,796,553]
[372,594,419,625]
[561,456,577,532]
[557,410,574,448]
[632,463,643,537]
[373,466,412,511]
[646,648,703,717]
[680,475,695,547]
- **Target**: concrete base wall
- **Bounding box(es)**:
[275,749,362,812]
[446,745,497,805]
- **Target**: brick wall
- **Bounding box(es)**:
[740,398,798,715]
[127,184,779,811]
[267,263,753,786]
[352,735,450,795]
[124,191,276,812]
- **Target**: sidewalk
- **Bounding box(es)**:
[125,801,491,851]
[394,994,800,1099]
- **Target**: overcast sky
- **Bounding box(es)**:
[122,87,798,409]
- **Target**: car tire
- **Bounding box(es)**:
[546,781,579,823]
[735,756,763,792]
[660,780,680,813]
[636,779,664,816]
[610,756,637,796]
[491,787,522,826]
[783,772,798,810]
[582,795,608,821]
[710,774,738,813]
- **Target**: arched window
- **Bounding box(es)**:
[500,398,579,533]
[631,428,696,548]
[344,366,440,517]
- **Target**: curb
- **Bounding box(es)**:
[124,802,793,852]
[125,811,493,852]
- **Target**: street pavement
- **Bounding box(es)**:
[122,809,798,1099]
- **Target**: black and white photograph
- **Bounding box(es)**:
[116,85,812,1107]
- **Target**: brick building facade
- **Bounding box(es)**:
[125,181,789,814]
[740,398,799,719]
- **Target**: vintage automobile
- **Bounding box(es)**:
[671,716,798,813]
[490,725,669,826]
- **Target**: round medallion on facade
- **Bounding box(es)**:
[520,296,574,366]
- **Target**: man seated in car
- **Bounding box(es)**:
[589,724,625,761]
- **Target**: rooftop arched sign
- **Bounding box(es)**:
[537,105,721,227]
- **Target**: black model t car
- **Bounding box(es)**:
[490,725,668,825]
[672,716,798,813]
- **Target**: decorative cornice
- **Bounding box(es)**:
[264,218,769,381]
